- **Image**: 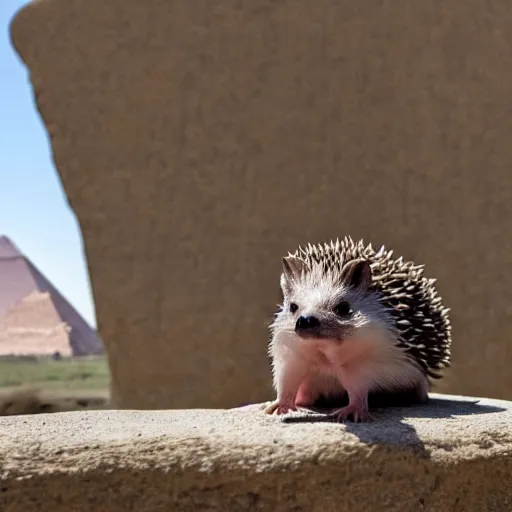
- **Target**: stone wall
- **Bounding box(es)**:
[2,395,512,512]
[10,0,512,409]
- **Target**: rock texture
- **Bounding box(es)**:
[9,0,512,409]
[1,394,512,512]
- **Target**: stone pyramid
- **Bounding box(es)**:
[0,235,103,356]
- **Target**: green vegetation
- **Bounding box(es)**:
[0,355,110,391]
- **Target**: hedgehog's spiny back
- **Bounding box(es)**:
[288,236,452,379]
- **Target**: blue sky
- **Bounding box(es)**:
[1,0,97,327]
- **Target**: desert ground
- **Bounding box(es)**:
[0,355,110,415]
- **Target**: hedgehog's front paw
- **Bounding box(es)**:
[330,404,372,423]
[264,400,297,415]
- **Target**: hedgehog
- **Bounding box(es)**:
[264,236,451,422]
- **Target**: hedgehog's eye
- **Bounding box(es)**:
[289,302,298,314]
[334,301,352,317]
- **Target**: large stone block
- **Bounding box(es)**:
[1,395,512,511]
[9,0,512,409]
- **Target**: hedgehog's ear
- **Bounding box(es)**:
[282,256,306,280]
[280,256,305,294]
[339,259,372,291]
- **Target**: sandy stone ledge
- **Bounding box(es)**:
[1,393,512,511]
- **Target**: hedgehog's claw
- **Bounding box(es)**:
[264,400,298,415]
[329,403,373,423]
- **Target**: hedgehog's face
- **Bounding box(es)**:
[274,256,389,342]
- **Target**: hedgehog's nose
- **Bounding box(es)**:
[295,315,320,332]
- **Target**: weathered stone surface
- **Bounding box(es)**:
[9,0,512,409]
[1,394,512,512]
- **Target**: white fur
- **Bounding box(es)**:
[269,326,427,407]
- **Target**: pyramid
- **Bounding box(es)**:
[0,235,103,356]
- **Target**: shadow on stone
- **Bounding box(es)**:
[279,395,506,458]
